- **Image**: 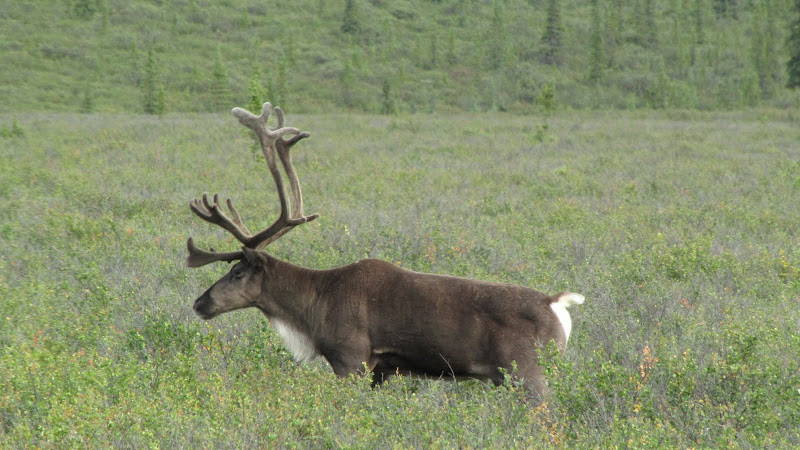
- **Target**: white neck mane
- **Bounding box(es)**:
[271,318,319,364]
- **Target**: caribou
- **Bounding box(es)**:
[186,102,584,398]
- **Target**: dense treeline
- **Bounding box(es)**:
[2,0,799,113]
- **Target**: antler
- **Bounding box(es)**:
[186,102,319,267]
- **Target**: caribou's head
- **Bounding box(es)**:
[191,247,269,320]
[186,103,318,320]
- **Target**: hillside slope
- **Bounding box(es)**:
[1,0,796,113]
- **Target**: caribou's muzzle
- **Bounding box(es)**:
[192,289,216,320]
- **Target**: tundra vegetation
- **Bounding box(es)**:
[1,109,799,447]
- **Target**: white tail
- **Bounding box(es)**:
[550,293,585,346]
[557,292,585,307]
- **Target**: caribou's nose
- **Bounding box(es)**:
[192,289,215,320]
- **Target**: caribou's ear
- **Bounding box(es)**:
[241,247,265,268]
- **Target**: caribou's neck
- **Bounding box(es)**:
[255,253,324,326]
[254,253,326,363]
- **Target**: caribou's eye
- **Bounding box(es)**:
[231,267,244,280]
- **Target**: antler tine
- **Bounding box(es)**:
[232,103,301,141]
[224,197,251,235]
[276,131,317,220]
[231,102,272,129]
[273,106,285,129]
[189,193,252,243]
[186,237,244,267]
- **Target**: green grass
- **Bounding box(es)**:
[1,109,799,447]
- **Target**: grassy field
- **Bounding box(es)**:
[1,109,799,447]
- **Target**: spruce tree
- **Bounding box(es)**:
[341,0,361,34]
[763,0,782,92]
[426,32,439,70]
[80,80,94,113]
[694,0,705,45]
[129,42,141,86]
[99,0,109,33]
[487,2,505,70]
[446,30,457,66]
[588,0,604,82]
[247,69,268,114]
[788,0,800,88]
[535,82,556,141]
[635,0,657,48]
[670,1,691,72]
[275,57,288,107]
[688,0,705,66]
[541,0,564,66]
[539,82,556,116]
[340,59,355,108]
[381,79,396,115]
[245,69,268,157]
[605,0,623,68]
[713,0,737,19]
[751,0,782,97]
[73,0,97,20]
[210,46,230,110]
[142,47,165,115]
